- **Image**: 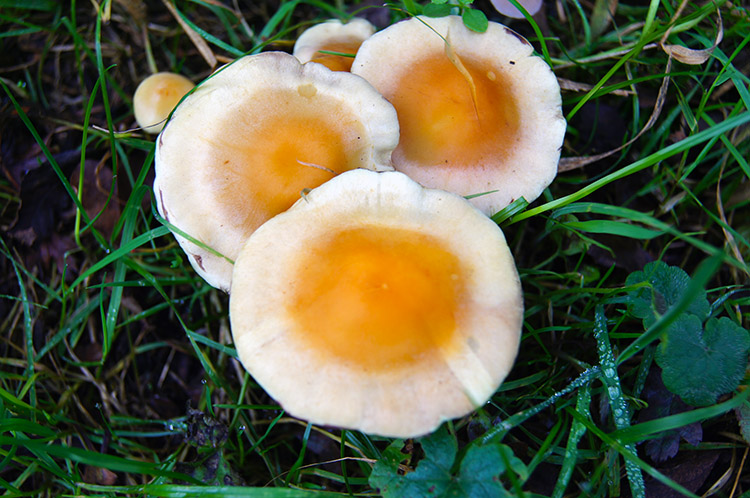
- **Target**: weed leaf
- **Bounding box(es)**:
[369,425,518,497]
[656,315,750,406]
[423,3,453,17]
[456,443,523,497]
[626,261,709,327]
[461,8,488,33]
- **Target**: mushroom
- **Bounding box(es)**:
[154,52,399,292]
[133,72,195,134]
[490,0,543,19]
[351,15,565,215]
[293,18,375,72]
[229,169,523,437]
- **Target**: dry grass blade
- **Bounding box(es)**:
[715,127,748,278]
[559,56,673,173]
[161,0,218,69]
[558,77,633,97]
[660,1,723,65]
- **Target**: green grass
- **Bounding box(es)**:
[1,0,749,496]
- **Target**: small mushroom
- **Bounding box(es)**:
[490,0,543,19]
[133,72,195,134]
[293,18,375,72]
[154,52,399,291]
[351,16,566,215]
[229,169,523,437]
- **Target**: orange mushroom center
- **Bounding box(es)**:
[209,89,367,237]
[389,52,520,167]
[289,226,466,370]
[309,41,362,71]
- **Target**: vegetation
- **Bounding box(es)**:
[1,0,749,496]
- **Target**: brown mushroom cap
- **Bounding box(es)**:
[293,18,375,71]
[229,169,523,437]
[154,52,399,291]
[351,16,565,215]
[133,72,195,134]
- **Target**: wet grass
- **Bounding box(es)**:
[1,0,749,496]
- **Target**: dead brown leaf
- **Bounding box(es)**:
[83,465,117,485]
[559,56,673,172]
[660,0,723,65]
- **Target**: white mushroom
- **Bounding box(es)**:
[154,52,399,291]
[230,169,523,437]
[133,72,195,134]
[352,16,566,215]
[294,18,376,71]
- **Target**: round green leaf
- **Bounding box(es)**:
[656,315,750,406]
[461,8,488,33]
[423,3,453,17]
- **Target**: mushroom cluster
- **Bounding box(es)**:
[151,14,565,437]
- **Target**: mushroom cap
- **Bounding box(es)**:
[490,0,543,19]
[154,52,399,291]
[293,18,375,71]
[229,169,523,437]
[351,16,566,215]
[133,72,195,134]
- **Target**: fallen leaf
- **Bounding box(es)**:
[639,369,702,463]
[83,465,117,485]
[660,1,723,65]
[70,159,121,239]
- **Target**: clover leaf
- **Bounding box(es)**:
[655,315,750,406]
[369,425,524,498]
[626,261,709,327]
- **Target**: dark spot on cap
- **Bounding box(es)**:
[193,254,205,271]
[509,60,516,65]
[504,27,530,46]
